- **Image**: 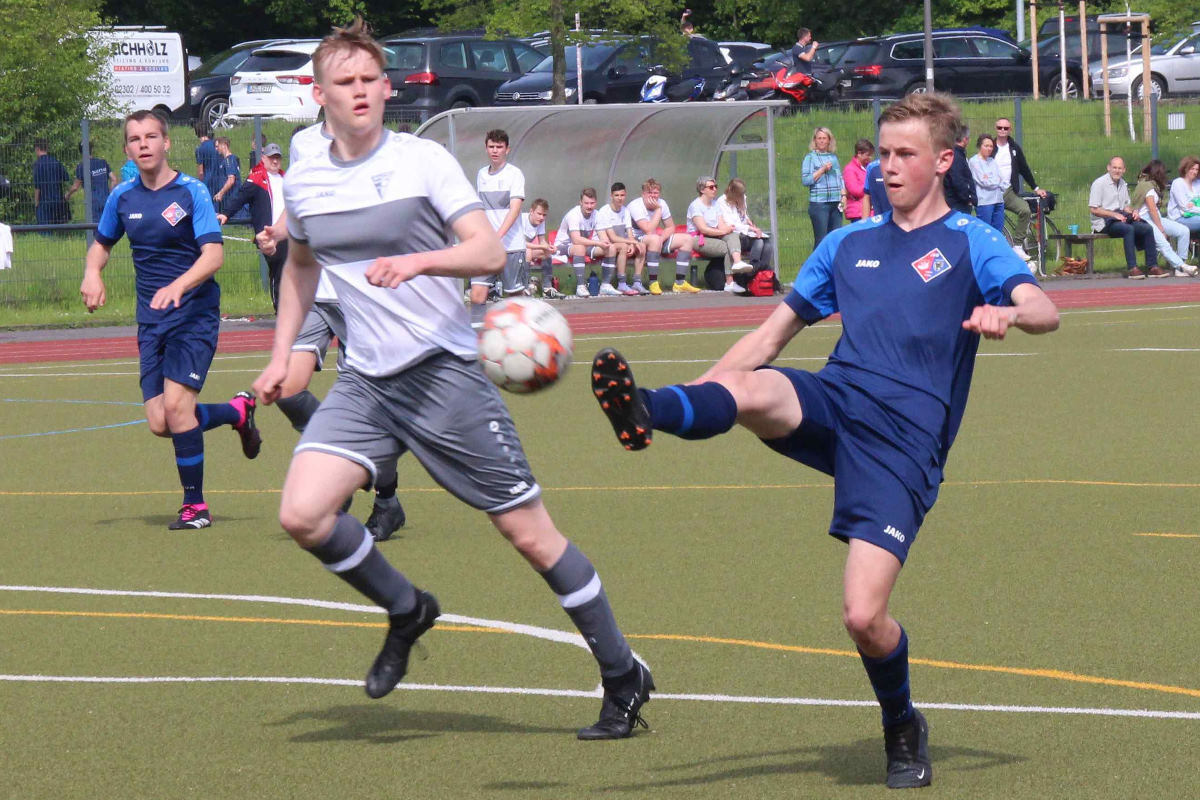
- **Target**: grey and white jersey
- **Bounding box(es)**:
[285,131,484,377]
[287,122,339,303]
[554,204,601,246]
[476,162,526,252]
[595,203,632,238]
[627,196,673,239]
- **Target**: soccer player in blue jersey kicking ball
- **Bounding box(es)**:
[593,92,1060,788]
[81,110,261,531]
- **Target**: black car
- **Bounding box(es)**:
[644,37,737,102]
[495,38,655,104]
[838,30,1084,99]
[382,34,546,121]
[188,39,287,132]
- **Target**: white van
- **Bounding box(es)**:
[90,26,188,119]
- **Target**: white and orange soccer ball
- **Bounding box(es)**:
[478,298,574,393]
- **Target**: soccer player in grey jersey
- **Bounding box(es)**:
[251,18,652,739]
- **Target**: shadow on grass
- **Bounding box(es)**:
[596,740,1026,791]
[269,704,577,744]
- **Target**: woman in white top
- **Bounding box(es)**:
[1167,156,1200,239]
[715,178,767,270]
[1135,159,1195,275]
[968,134,1004,231]
[687,175,748,293]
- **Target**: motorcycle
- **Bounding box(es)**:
[639,65,707,103]
[729,53,841,108]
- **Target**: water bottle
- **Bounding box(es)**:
[587,271,600,296]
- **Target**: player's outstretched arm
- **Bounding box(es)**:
[364,209,503,288]
[80,240,113,312]
[254,239,321,405]
[696,303,807,382]
[962,282,1059,340]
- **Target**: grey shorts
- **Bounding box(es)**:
[292,301,346,372]
[295,351,541,513]
[470,251,528,294]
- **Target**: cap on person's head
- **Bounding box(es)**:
[262,143,282,157]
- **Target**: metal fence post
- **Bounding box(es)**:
[766,106,779,272]
[1150,94,1158,159]
[81,118,95,246]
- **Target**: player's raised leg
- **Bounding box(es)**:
[279,449,435,699]
[490,498,653,739]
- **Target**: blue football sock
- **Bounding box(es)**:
[641,382,737,440]
[172,425,205,505]
[196,402,239,431]
[860,626,916,729]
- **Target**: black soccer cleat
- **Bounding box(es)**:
[167,504,212,531]
[366,495,406,542]
[577,661,655,740]
[884,709,932,789]
[365,589,439,699]
[591,348,652,451]
[231,391,262,459]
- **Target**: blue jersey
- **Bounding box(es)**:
[33,154,69,202]
[864,160,890,214]
[75,157,112,220]
[195,139,220,196]
[785,210,1036,461]
[95,172,223,324]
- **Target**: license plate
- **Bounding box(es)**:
[247,84,272,94]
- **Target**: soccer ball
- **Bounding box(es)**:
[478,297,573,393]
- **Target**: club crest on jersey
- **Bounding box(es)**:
[371,173,391,198]
[911,247,952,283]
[161,202,188,227]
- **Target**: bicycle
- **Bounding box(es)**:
[1002,192,1061,277]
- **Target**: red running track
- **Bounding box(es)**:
[3,282,1200,365]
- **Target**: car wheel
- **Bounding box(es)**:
[200,96,230,133]
[450,99,473,109]
[903,82,928,95]
[582,97,600,104]
[1133,74,1167,100]
[1047,75,1080,99]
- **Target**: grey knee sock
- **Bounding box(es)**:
[307,512,417,615]
[276,390,321,433]
[539,541,634,678]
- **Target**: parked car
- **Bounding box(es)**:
[719,41,773,69]
[521,29,613,55]
[227,41,323,121]
[837,30,1083,99]
[495,38,656,104]
[381,33,546,120]
[188,39,286,132]
[1089,29,1200,99]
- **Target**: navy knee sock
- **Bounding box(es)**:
[171,426,205,505]
[195,402,239,432]
[642,382,737,439]
[860,626,915,729]
[307,512,417,615]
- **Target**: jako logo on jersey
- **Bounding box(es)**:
[508,480,530,495]
[854,259,880,268]
[161,202,188,227]
[911,247,952,283]
[188,372,201,380]
[884,524,906,543]
[128,213,143,219]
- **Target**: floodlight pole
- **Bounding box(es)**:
[923,0,934,92]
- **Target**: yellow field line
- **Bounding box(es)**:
[1133,533,1200,539]
[3,608,1198,700]
[2,478,1199,497]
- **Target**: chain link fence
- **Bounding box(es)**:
[4,98,1200,316]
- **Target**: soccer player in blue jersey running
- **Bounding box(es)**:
[592,92,1059,788]
[80,110,262,531]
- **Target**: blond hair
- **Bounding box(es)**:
[810,127,837,153]
[312,16,386,82]
[878,92,961,154]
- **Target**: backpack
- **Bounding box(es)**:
[748,269,777,297]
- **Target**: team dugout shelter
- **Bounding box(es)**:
[416,102,788,257]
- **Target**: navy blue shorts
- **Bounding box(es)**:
[761,367,945,564]
[137,311,220,401]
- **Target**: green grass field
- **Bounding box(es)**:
[2,302,1200,799]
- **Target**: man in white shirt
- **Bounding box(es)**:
[1087,156,1160,279]
[626,178,699,294]
[471,129,525,325]
[251,19,651,738]
[555,187,619,298]
[993,117,1047,262]
[521,198,560,297]
[596,182,646,295]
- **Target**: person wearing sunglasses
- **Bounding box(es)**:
[993,117,1047,263]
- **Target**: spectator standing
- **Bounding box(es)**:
[1166,156,1200,239]
[801,127,844,248]
[864,157,890,216]
[1088,156,1161,279]
[65,142,118,222]
[686,175,746,293]
[32,139,70,226]
[211,137,241,213]
[716,178,767,271]
[844,139,874,222]
[944,126,977,215]
[993,116,1047,262]
[471,129,527,323]
[219,142,289,307]
[789,27,818,73]
[1132,160,1195,276]
[194,125,221,201]
[968,134,1004,232]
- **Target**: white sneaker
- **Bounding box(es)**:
[575,284,590,298]
[724,281,747,294]
[1174,264,1198,277]
[1012,245,1031,261]
[730,261,755,274]
[598,283,622,296]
